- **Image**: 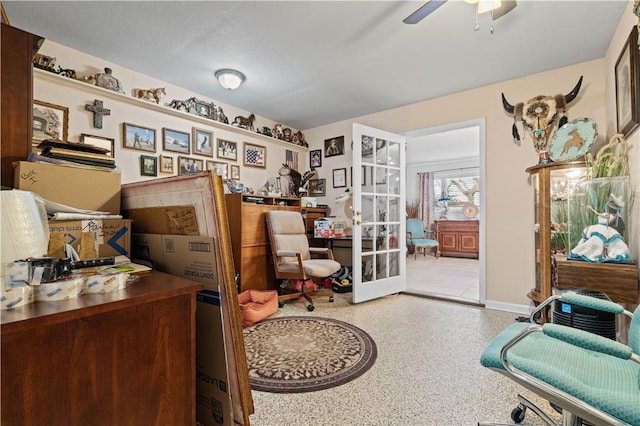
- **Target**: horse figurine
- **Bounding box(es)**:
[134,87,166,104]
[232,113,255,131]
[292,131,308,147]
[136,88,166,104]
[168,99,189,111]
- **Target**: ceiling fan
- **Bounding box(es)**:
[403,0,517,25]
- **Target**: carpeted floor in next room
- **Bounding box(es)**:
[248,292,559,426]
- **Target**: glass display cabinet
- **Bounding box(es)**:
[527,161,639,306]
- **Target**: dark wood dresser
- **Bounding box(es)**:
[435,220,479,258]
[1,271,202,426]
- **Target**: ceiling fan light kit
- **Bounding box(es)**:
[404,0,516,32]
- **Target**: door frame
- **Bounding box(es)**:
[403,118,486,304]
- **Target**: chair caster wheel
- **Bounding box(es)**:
[329,296,334,302]
[511,404,526,424]
[307,304,315,311]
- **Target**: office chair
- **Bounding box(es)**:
[265,210,340,311]
[406,218,439,259]
[479,292,640,426]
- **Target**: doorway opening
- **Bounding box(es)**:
[402,118,486,305]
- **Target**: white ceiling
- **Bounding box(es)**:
[3,1,628,131]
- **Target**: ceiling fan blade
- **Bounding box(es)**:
[492,0,517,20]
[403,0,448,24]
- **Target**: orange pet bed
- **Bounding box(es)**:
[238,290,279,327]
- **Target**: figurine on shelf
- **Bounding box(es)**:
[232,114,256,131]
[272,123,284,140]
[259,127,272,137]
[569,194,630,263]
[133,87,166,104]
[282,127,292,142]
[94,68,125,93]
[292,130,308,147]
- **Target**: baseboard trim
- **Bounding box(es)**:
[484,299,532,315]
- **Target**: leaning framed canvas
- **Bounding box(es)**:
[615,26,640,138]
[192,127,214,156]
[243,142,266,168]
[123,122,156,152]
[33,100,69,143]
[80,133,115,157]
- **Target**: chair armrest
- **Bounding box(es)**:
[541,323,634,360]
[276,250,299,257]
[560,292,625,315]
[309,247,334,260]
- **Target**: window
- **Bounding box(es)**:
[433,170,479,218]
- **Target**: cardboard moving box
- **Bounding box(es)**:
[314,217,346,238]
[14,161,121,214]
[48,219,131,260]
[131,233,233,426]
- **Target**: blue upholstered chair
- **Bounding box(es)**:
[406,218,439,259]
[479,292,640,426]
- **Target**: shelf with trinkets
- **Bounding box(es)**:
[34,68,309,151]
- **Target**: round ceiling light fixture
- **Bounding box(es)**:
[215,69,246,90]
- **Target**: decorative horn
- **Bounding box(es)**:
[501,93,515,115]
[564,76,584,104]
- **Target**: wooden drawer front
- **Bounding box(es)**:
[240,245,276,291]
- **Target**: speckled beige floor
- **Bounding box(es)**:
[248,293,560,426]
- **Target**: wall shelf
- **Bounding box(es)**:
[34,68,309,151]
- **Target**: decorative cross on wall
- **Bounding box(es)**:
[85,99,111,129]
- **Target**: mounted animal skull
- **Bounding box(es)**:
[502,76,583,151]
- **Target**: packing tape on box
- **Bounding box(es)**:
[1,285,34,310]
[84,273,128,294]
[1,191,50,284]
[34,277,84,301]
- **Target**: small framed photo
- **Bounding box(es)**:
[310,149,322,168]
[178,156,204,175]
[614,26,640,138]
[217,138,238,161]
[309,178,326,196]
[230,164,240,180]
[192,127,214,156]
[80,133,115,157]
[207,160,228,179]
[243,142,266,168]
[33,100,69,143]
[140,155,157,177]
[159,155,174,174]
[333,168,347,188]
[324,136,345,158]
[163,128,190,154]
[123,122,156,152]
[194,99,215,119]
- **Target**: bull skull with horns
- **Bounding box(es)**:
[502,76,583,152]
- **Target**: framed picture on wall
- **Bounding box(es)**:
[123,122,156,152]
[324,136,344,157]
[310,149,322,168]
[230,164,240,180]
[178,156,204,175]
[217,138,238,161]
[243,142,266,168]
[333,168,347,188]
[140,155,157,177]
[33,100,69,143]
[159,155,174,174]
[192,127,214,156]
[80,133,115,157]
[207,160,228,179]
[163,127,190,154]
[308,178,326,196]
[614,26,640,138]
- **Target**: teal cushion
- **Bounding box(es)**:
[481,322,640,425]
[408,238,438,247]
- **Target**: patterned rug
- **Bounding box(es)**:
[243,316,377,393]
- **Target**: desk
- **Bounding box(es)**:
[1,271,202,425]
[314,237,374,267]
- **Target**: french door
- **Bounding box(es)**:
[352,123,406,303]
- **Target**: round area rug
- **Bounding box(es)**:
[243,316,377,393]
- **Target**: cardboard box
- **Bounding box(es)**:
[14,161,121,214]
[314,217,346,238]
[131,233,233,426]
[47,219,131,260]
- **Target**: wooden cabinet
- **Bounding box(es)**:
[1,271,202,426]
[226,194,301,292]
[435,220,479,258]
[527,161,639,305]
[1,23,44,188]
